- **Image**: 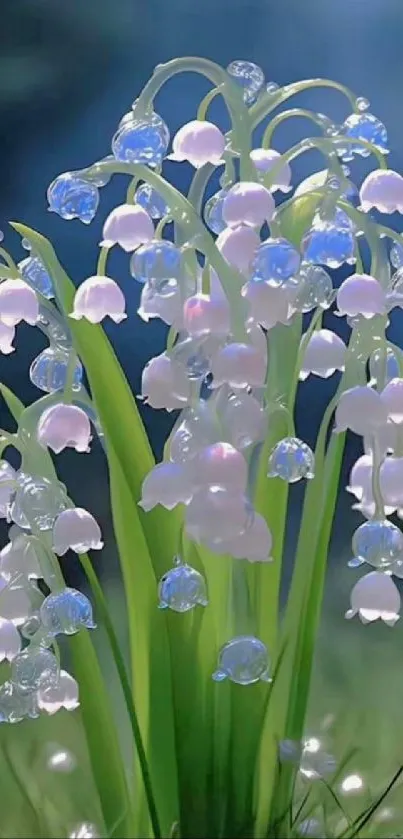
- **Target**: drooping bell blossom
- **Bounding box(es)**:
[0,530,42,581]
[0,460,17,518]
[216,226,261,274]
[38,669,79,714]
[0,618,21,661]
[211,342,266,389]
[363,419,397,458]
[346,454,374,502]
[53,507,103,556]
[334,386,389,435]
[380,378,403,423]
[185,486,253,543]
[208,513,273,562]
[0,577,32,626]
[183,293,230,338]
[37,403,92,454]
[345,571,400,625]
[242,281,290,330]
[0,279,38,326]
[360,169,403,214]
[139,462,193,512]
[336,273,386,318]
[250,148,292,192]
[141,352,191,411]
[222,182,275,228]
[100,203,154,252]
[70,275,126,324]
[187,442,248,493]
[379,456,403,508]
[299,329,346,380]
[0,321,15,354]
[168,120,226,168]
[221,390,267,450]
[138,281,183,327]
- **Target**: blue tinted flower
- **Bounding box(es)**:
[340,113,388,161]
[18,256,54,299]
[40,588,95,636]
[226,61,265,105]
[212,635,271,684]
[30,346,83,393]
[251,238,301,287]
[112,111,169,166]
[135,183,168,219]
[47,173,99,224]
[158,558,208,612]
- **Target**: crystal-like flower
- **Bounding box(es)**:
[369,347,400,386]
[222,182,275,228]
[169,405,218,462]
[138,281,183,326]
[221,391,267,449]
[30,347,83,393]
[334,386,388,435]
[12,646,59,692]
[0,529,41,581]
[101,204,154,252]
[268,437,315,482]
[216,225,261,274]
[53,508,103,555]
[130,240,183,295]
[18,256,54,299]
[360,169,403,214]
[204,189,229,234]
[141,352,191,411]
[250,148,292,192]
[380,378,403,423]
[135,183,168,219]
[0,460,17,518]
[112,110,169,166]
[0,618,21,661]
[37,403,92,454]
[10,474,70,532]
[158,558,208,612]
[169,120,225,168]
[0,279,38,327]
[211,342,266,389]
[352,519,403,569]
[336,273,386,318]
[47,172,99,224]
[38,669,79,714]
[187,442,248,493]
[183,293,230,337]
[340,113,388,159]
[185,486,253,543]
[226,60,265,105]
[299,329,346,381]
[251,238,301,288]
[302,218,355,269]
[346,570,400,625]
[289,264,333,313]
[0,680,39,723]
[70,275,126,324]
[40,588,95,635]
[139,462,193,511]
[212,635,271,684]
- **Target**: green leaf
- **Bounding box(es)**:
[0,383,25,423]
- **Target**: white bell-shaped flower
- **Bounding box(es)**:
[100,203,154,252]
[379,456,403,507]
[334,386,388,435]
[0,529,42,581]
[37,403,92,454]
[169,120,226,168]
[222,182,275,228]
[53,508,103,556]
[242,281,290,330]
[299,329,346,381]
[139,462,193,512]
[336,273,386,318]
[346,571,400,625]
[185,486,253,543]
[183,293,230,337]
[0,617,21,661]
[364,420,398,458]
[0,279,38,326]
[0,460,17,518]
[0,578,32,626]
[216,226,260,274]
[138,281,183,327]
[221,391,266,449]
[187,442,248,493]
[360,169,403,214]
[250,148,292,192]
[380,378,403,423]
[141,352,191,411]
[211,342,266,389]
[347,454,374,502]
[38,669,79,714]
[0,321,15,354]
[210,513,273,562]
[70,275,126,324]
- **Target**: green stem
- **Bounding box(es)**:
[0,247,18,274]
[97,246,109,276]
[62,350,78,404]
[126,176,140,203]
[155,215,173,238]
[197,87,221,120]
[249,78,359,130]
[262,108,333,148]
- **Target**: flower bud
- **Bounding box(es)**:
[250,148,292,192]
[211,342,266,389]
[53,508,103,555]
[141,352,191,411]
[70,275,126,324]
[346,570,400,625]
[139,462,193,511]
[169,120,226,168]
[299,329,346,380]
[183,293,230,337]
[101,204,154,252]
[380,378,403,423]
[216,226,260,274]
[0,279,38,326]
[222,182,275,228]
[336,273,386,318]
[37,403,92,454]
[242,281,290,329]
[360,169,403,214]
[334,386,388,435]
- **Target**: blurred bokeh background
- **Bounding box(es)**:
[1,0,403,835]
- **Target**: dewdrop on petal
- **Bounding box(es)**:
[158,557,208,612]
[0,618,21,661]
[221,391,266,449]
[188,442,248,493]
[70,275,126,324]
[53,508,103,556]
[268,437,315,483]
[299,329,346,381]
[139,462,193,512]
[38,669,79,714]
[101,204,154,252]
[334,386,388,435]
[211,342,266,389]
[37,403,92,454]
[352,519,403,569]
[346,570,400,625]
[141,352,191,410]
[168,120,225,168]
[212,636,271,685]
[222,182,275,228]
[250,148,292,192]
[183,293,230,337]
[0,279,38,327]
[12,647,59,693]
[0,322,15,354]
[360,169,403,214]
[40,588,96,636]
[216,225,260,274]
[185,486,253,543]
[380,378,403,423]
[242,281,290,330]
[336,274,386,318]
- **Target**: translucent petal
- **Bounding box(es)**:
[213,635,270,685]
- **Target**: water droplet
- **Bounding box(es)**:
[18,256,54,299]
[21,238,32,251]
[266,81,280,94]
[135,183,168,219]
[348,556,365,568]
[10,474,70,531]
[158,559,208,612]
[30,347,83,393]
[226,61,265,105]
[251,238,301,287]
[356,97,370,112]
[204,189,229,234]
[40,588,96,636]
[130,240,183,296]
[47,173,99,224]
[300,740,337,779]
[212,635,271,685]
[289,264,333,313]
[112,110,169,166]
[268,437,315,483]
[339,113,388,161]
[390,242,403,270]
[11,647,59,693]
[352,519,403,568]
[369,347,400,386]
[327,175,341,191]
[46,746,77,772]
[302,219,355,269]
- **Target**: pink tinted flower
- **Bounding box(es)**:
[222,182,275,228]
[299,329,346,380]
[336,273,386,318]
[0,321,15,354]
[211,342,266,389]
[185,486,253,543]
[141,352,191,411]
[0,279,38,326]
[216,226,261,274]
[169,120,225,168]
[70,275,126,324]
[37,404,92,454]
[346,571,400,625]
[209,513,273,562]
[250,148,292,192]
[360,169,403,214]
[380,378,403,423]
[334,386,388,435]
[242,281,290,330]
[139,462,193,511]
[188,442,248,493]
[183,293,230,337]
[100,204,154,252]
[53,508,103,555]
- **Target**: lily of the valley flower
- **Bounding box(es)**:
[346,571,400,625]
[208,513,273,562]
[37,404,92,454]
[185,486,253,544]
[183,293,230,337]
[336,273,386,318]
[0,279,38,326]
[100,203,154,251]
[0,321,15,354]
[250,148,292,192]
[38,669,79,714]
[222,181,275,228]
[360,169,403,214]
[187,442,248,493]
[380,378,403,423]
[141,352,191,411]
[0,617,21,661]
[334,386,388,435]
[299,329,346,380]
[70,275,126,324]
[168,120,226,168]
[216,226,260,274]
[0,461,17,518]
[211,342,267,389]
[53,508,103,555]
[139,462,193,511]
[242,281,290,330]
